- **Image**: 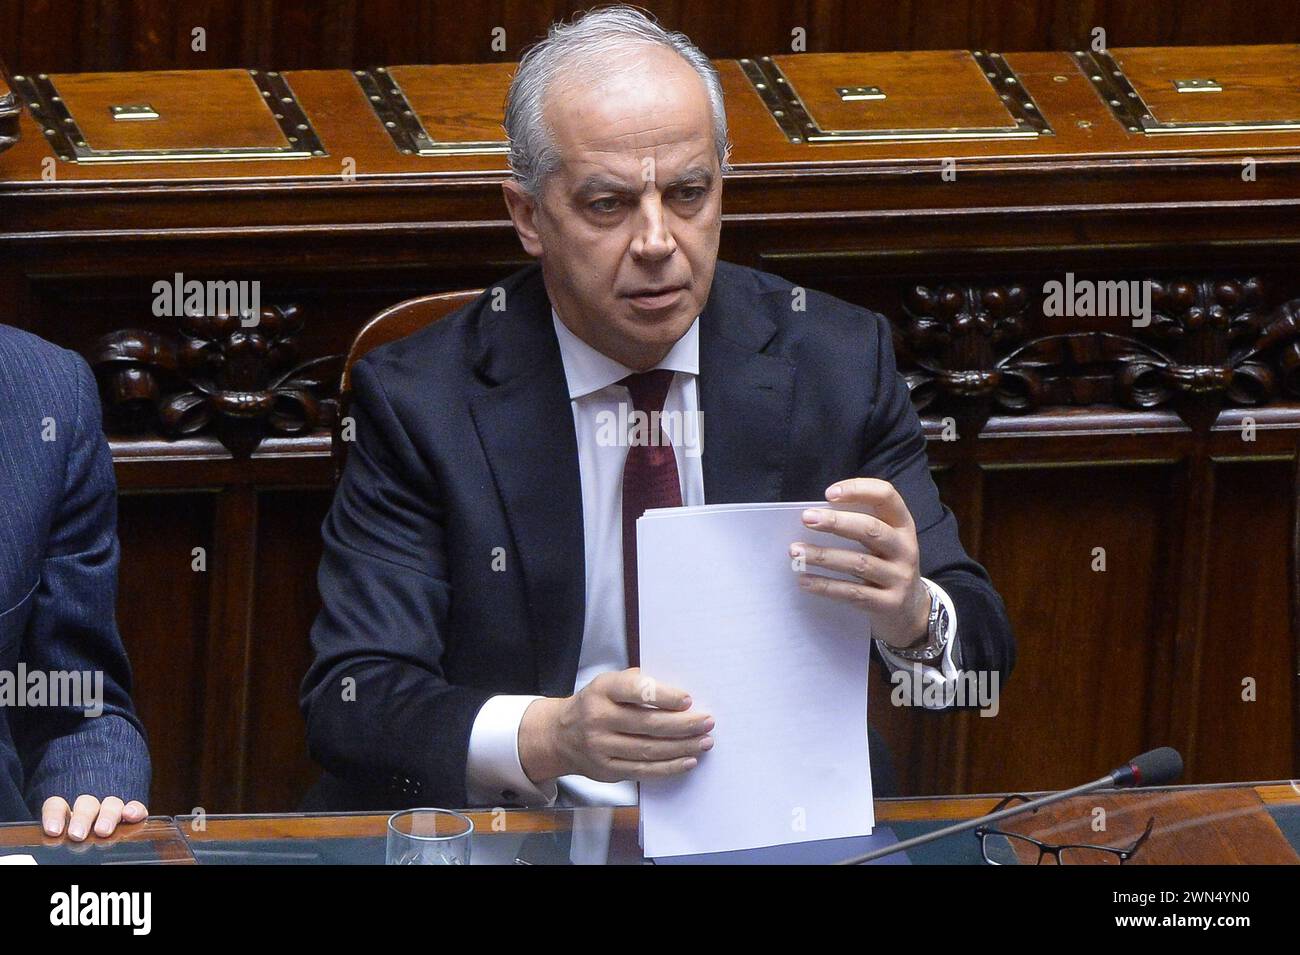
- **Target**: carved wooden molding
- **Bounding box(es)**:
[899,277,1300,434]
[899,282,1029,425]
[87,276,1300,461]
[0,88,19,155]
[92,304,342,459]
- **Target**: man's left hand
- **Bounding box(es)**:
[41,795,149,841]
[791,478,930,648]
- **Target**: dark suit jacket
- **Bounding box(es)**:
[301,261,1014,810]
[0,324,151,821]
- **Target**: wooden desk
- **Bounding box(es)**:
[180,782,1300,865]
[0,816,194,864]
[5,781,1295,864]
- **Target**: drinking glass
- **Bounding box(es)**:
[386,808,474,865]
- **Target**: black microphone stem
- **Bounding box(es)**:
[837,775,1116,865]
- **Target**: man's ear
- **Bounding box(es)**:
[502,179,545,258]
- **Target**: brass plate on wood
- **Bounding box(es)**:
[10,68,326,162]
[1073,46,1300,135]
[740,50,1053,144]
[355,65,511,156]
[110,103,161,120]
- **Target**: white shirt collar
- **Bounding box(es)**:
[551,307,700,400]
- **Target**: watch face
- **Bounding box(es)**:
[935,604,950,637]
[912,602,949,662]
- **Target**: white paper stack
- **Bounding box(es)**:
[636,502,875,858]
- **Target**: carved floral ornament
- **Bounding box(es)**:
[0,90,19,154]
[898,277,1300,431]
[88,276,1300,457]
[92,304,341,459]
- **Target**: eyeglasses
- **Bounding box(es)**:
[973,794,1155,865]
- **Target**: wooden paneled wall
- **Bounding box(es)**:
[41,237,1296,814]
[4,0,1300,73]
[3,35,1299,814]
[767,252,1300,799]
[6,175,1299,812]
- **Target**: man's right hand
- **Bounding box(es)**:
[518,668,713,785]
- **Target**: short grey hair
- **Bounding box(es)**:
[503,5,731,197]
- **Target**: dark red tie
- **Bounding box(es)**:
[620,369,683,667]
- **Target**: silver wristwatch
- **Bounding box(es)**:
[890,583,950,663]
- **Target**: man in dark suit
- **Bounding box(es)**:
[0,324,151,835]
[302,6,1013,810]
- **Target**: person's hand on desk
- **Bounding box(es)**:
[517,669,714,785]
[41,795,149,841]
[791,478,931,650]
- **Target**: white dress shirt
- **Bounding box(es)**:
[464,309,960,807]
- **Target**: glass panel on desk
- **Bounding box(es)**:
[175,806,646,865]
[167,781,1300,865]
[887,780,1300,865]
[0,817,194,865]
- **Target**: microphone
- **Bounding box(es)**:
[1109,747,1183,788]
[836,747,1184,865]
